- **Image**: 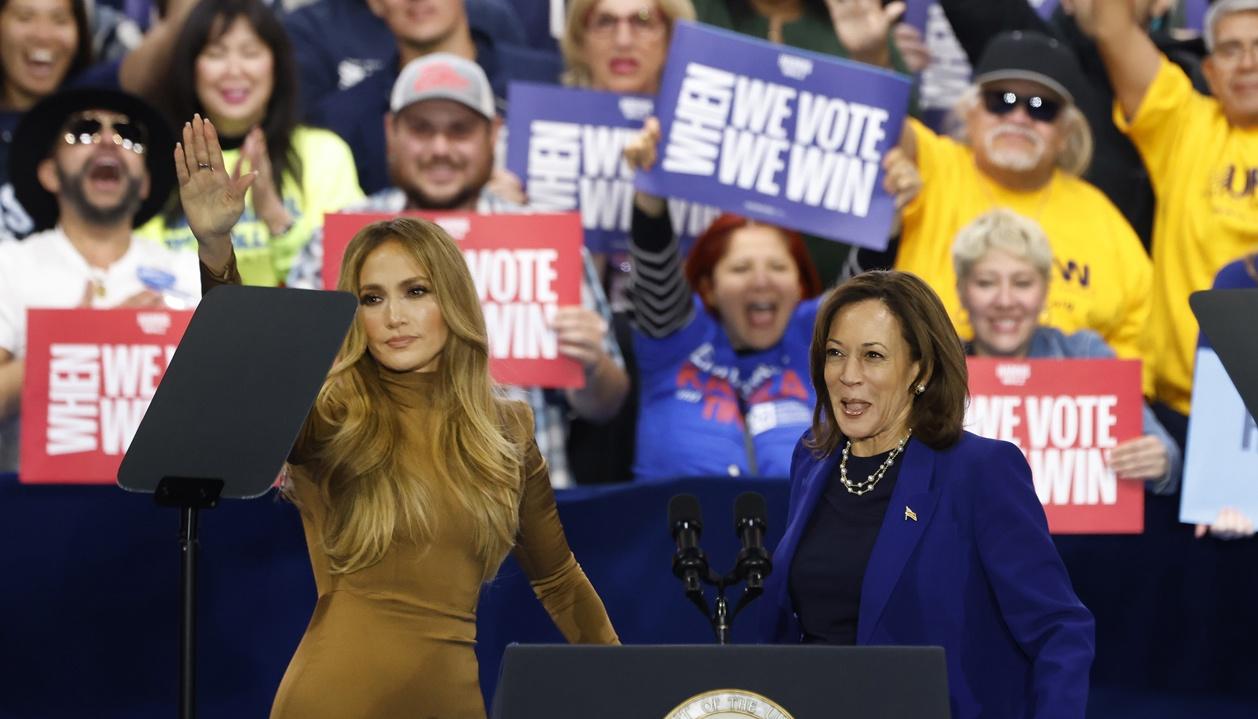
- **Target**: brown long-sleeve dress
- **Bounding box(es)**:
[268,363,619,718]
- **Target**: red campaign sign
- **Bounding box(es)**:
[19,308,194,484]
[966,358,1144,534]
[323,212,585,389]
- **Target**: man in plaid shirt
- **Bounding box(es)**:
[289,54,627,488]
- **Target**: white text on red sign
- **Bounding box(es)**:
[968,394,1120,506]
[46,343,176,456]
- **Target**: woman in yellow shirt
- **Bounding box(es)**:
[137,0,363,286]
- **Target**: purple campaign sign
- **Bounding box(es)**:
[636,21,912,251]
[1183,0,1207,31]
[903,0,930,32]
[506,82,719,257]
[908,1,1055,37]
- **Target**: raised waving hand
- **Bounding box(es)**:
[174,114,256,272]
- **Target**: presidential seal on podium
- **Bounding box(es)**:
[665,689,795,719]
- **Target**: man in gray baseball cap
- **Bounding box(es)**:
[385,53,500,211]
[290,53,510,295]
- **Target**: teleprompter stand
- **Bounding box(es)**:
[154,476,223,719]
[118,285,356,719]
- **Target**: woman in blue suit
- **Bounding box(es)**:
[760,270,1094,719]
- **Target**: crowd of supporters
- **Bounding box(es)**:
[0,0,1254,535]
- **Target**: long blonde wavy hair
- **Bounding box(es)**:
[302,218,522,579]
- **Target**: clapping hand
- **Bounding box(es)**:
[826,0,905,67]
[174,114,256,271]
[240,127,292,236]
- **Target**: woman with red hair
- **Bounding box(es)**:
[624,120,824,481]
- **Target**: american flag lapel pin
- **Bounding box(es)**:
[904,506,918,522]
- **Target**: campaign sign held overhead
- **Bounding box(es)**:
[636,21,912,250]
[903,0,930,31]
[506,82,720,256]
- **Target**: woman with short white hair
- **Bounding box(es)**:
[953,208,1181,493]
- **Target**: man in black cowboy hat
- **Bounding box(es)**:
[0,87,199,472]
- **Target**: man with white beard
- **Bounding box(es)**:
[891,31,1152,363]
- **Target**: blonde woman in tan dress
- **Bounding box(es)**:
[175,114,620,718]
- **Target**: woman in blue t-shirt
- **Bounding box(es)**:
[628,205,823,480]
[623,119,824,481]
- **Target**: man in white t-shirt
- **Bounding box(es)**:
[0,88,198,472]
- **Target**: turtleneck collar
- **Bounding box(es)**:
[375,362,442,409]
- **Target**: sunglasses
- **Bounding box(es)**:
[981,89,1063,124]
[61,112,148,155]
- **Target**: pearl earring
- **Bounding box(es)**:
[914,384,926,395]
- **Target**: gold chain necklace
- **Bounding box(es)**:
[839,429,912,497]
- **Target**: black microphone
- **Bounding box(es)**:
[733,491,772,589]
[668,494,709,594]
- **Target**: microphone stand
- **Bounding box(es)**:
[694,566,764,645]
[668,494,771,644]
[713,590,730,645]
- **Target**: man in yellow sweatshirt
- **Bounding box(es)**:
[1073,0,1258,438]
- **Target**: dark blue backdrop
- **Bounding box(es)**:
[1,474,1256,717]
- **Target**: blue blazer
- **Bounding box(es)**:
[761,431,1095,719]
